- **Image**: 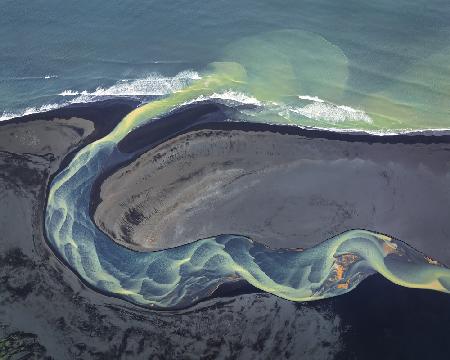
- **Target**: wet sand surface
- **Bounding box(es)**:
[1,100,450,359]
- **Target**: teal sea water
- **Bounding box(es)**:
[1,0,449,132]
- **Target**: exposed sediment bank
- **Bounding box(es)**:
[94,105,450,266]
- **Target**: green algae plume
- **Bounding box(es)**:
[219,29,450,132]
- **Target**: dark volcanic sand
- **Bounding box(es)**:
[96,117,450,267]
[1,100,450,359]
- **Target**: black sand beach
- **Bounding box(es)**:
[1,99,450,359]
[96,118,450,266]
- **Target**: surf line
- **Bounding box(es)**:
[45,62,450,309]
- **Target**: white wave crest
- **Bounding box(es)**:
[181,90,262,107]
[0,103,62,121]
[59,90,79,96]
[298,95,325,103]
[59,71,201,98]
[286,102,372,124]
[0,70,201,121]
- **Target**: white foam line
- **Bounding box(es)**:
[250,118,450,136]
[181,90,262,107]
[2,99,450,136]
[59,71,201,98]
[2,84,450,137]
[59,90,79,96]
[287,103,372,124]
[1,70,201,121]
[0,103,64,121]
[298,95,325,103]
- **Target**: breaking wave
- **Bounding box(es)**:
[58,70,201,98]
[284,100,372,124]
[0,71,201,122]
[181,90,261,107]
[0,103,62,121]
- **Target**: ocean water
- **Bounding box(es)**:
[1,0,449,130]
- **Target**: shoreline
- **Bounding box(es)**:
[3,97,450,139]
